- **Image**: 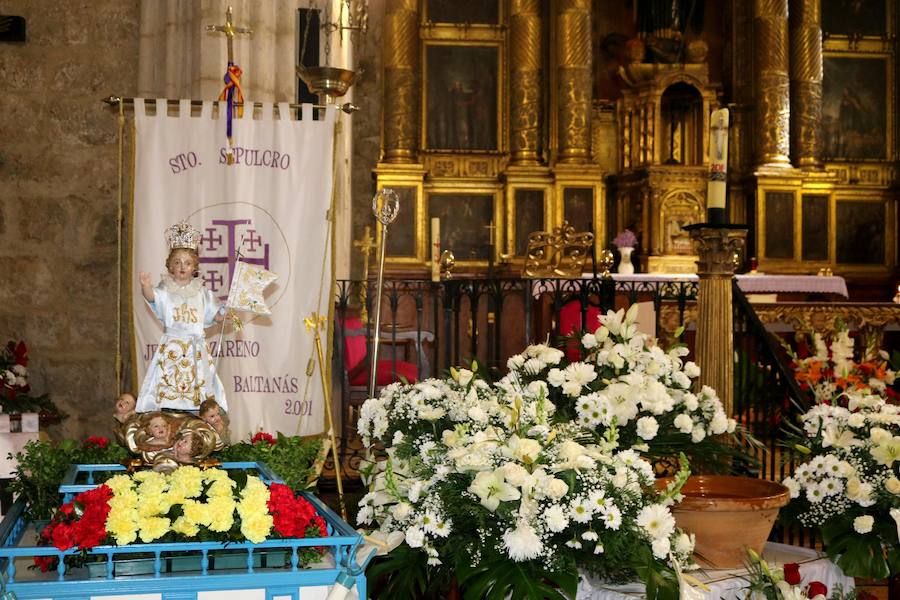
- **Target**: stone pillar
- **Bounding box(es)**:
[789,0,824,169]
[753,0,791,167]
[689,227,748,417]
[510,0,543,165]
[382,0,419,163]
[556,0,592,164]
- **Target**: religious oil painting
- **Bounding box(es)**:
[428,194,494,261]
[384,186,418,258]
[823,56,888,160]
[425,45,499,151]
[426,0,499,24]
[801,195,830,262]
[764,192,794,259]
[822,0,887,37]
[563,187,596,233]
[836,200,885,264]
[514,189,546,256]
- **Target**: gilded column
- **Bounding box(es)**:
[689,227,748,417]
[556,0,592,164]
[510,0,542,165]
[382,0,418,163]
[789,0,823,168]
[753,0,791,167]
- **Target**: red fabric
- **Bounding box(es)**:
[350,360,418,386]
[341,317,418,386]
[558,302,601,361]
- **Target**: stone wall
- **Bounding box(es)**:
[0,0,141,439]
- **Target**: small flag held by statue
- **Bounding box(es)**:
[225,261,278,330]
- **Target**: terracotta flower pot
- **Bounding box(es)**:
[656,475,789,569]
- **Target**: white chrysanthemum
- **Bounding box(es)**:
[636,416,659,440]
[544,504,569,532]
[599,504,622,530]
[673,413,694,434]
[405,527,425,548]
[503,522,543,562]
[571,497,594,523]
[636,504,675,540]
[582,530,599,541]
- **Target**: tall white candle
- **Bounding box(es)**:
[707,108,729,213]
[431,217,441,282]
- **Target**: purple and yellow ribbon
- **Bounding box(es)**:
[219,62,244,163]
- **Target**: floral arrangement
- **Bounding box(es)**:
[782,391,900,579]
[358,373,694,599]
[788,326,896,404]
[742,548,861,600]
[503,306,739,469]
[0,340,62,417]
[354,307,744,599]
[612,229,638,249]
[34,466,327,572]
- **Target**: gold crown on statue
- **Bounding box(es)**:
[165,220,202,251]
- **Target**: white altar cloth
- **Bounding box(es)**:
[577,542,854,600]
[603,274,848,298]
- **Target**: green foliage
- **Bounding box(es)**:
[630,544,679,600]
[457,553,578,600]
[821,518,897,580]
[367,543,441,599]
[214,432,324,491]
[9,438,130,521]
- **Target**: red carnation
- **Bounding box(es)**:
[806,582,827,598]
[84,436,109,449]
[251,431,276,445]
[782,562,801,585]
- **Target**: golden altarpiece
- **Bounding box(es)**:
[375,0,604,274]
[373,0,898,281]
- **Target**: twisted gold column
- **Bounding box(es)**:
[753,0,791,167]
[556,0,592,164]
[382,0,418,163]
[789,0,823,169]
[510,0,542,165]
[689,227,747,417]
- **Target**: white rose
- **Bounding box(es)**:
[674,532,694,554]
[582,333,598,349]
[457,368,474,386]
[442,429,461,447]
[854,515,875,534]
[502,463,531,487]
[546,478,569,500]
[885,476,900,495]
[509,436,542,464]
[651,537,671,559]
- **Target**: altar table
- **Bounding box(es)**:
[604,273,849,299]
[577,542,854,600]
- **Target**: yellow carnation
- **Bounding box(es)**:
[106,512,138,546]
[239,512,273,544]
[207,497,236,532]
[171,516,199,537]
[169,466,204,499]
[138,516,171,542]
[105,474,135,495]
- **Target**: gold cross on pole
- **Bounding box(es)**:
[206,6,252,64]
[353,226,376,323]
[303,312,327,333]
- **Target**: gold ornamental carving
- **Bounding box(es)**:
[510,0,542,165]
[690,226,748,276]
[754,0,791,166]
[523,221,594,278]
[789,0,823,168]
[556,0,592,164]
[752,303,900,359]
[382,0,419,163]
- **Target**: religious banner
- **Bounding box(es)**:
[132,98,335,441]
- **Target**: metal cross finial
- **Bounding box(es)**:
[207,6,252,63]
[303,312,326,333]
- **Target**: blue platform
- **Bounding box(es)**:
[0,462,372,599]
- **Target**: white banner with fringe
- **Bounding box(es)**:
[132,98,334,441]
